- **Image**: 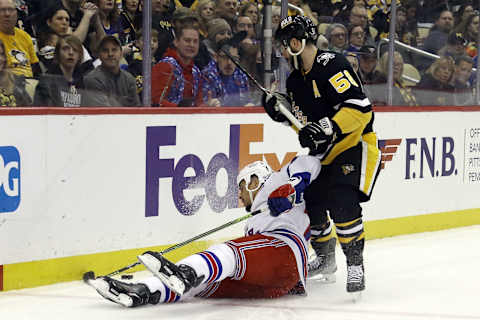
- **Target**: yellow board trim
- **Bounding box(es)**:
[2,208,480,291]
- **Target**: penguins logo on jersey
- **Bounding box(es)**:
[317,52,335,66]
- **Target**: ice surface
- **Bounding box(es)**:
[1,225,479,320]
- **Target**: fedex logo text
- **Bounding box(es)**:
[405,137,457,180]
[0,146,21,213]
[145,125,297,217]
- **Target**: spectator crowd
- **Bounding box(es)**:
[0,0,478,107]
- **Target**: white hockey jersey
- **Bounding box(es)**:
[244,155,321,288]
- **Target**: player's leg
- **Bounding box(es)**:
[328,192,365,293]
[202,234,300,299]
[327,140,380,294]
[138,243,237,296]
[304,172,337,280]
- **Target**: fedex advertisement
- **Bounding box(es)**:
[145,124,300,217]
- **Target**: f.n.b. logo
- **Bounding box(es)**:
[0,146,20,213]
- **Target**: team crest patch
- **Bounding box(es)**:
[341,164,355,175]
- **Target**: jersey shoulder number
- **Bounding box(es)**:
[329,70,359,93]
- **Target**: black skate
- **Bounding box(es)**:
[138,251,204,296]
[342,238,365,300]
[90,276,160,307]
[308,237,337,283]
[346,264,365,293]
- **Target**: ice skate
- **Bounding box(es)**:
[138,251,204,296]
[308,237,337,283]
[90,276,159,307]
[342,238,365,299]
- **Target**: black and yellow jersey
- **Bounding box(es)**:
[286,49,376,165]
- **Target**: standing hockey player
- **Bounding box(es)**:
[263,15,381,295]
[90,156,321,307]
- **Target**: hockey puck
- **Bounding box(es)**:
[121,274,133,280]
[83,271,95,283]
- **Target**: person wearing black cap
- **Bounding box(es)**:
[84,35,139,106]
[357,45,381,85]
[437,32,468,61]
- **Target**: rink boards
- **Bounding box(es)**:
[0,107,479,291]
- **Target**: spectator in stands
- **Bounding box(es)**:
[416,55,455,106]
[152,0,175,58]
[92,0,121,37]
[215,0,238,27]
[239,2,260,40]
[34,35,87,107]
[127,29,159,103]
[453,3,475,27]
[0,0,40,77]
[376,50,418,106]
[234,15,260,82]
[84,35,139,106]
[454,13,479,58]
[0,39,31,106]
[325,23,348,53]
[272,5,281,34]
[203,18,232,56]
[358,45,381,84]
[416,9,454,72]
[438,32,468,61]
[453,54,475,106]
[43,0,106,56]
[194,0,215,38]
[201,41,250,106]
[346,24,365,52]
[118,0,141,45]
[195,17,232,69]
[45,6,71,36]
[422,10,454,55]
[347,5,375,47]
[37,6,95,70]
[151,19,204,107]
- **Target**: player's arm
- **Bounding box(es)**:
[268,155,321,216]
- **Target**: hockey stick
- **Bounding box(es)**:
[83,207,266,283]
[219,46,304,131]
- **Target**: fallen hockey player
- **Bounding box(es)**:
[89,155,321,307]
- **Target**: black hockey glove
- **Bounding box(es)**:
[261,91,292,123]
[298,117,339,155]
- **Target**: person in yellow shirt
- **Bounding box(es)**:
[0,0,40,78]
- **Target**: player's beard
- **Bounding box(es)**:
[245,204,252,212]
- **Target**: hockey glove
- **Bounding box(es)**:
[261,91,292,123]
[268,183,296,216]
[298,117,339,155]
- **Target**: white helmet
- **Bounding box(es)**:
[237,161,272,192]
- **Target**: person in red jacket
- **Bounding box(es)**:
[151,17,204,107]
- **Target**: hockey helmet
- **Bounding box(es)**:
[275,15,318,48]
[237,161,272,192]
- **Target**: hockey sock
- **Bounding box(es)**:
[178,243,236,286]
[140,277,181,304]
[311,219,334,245]
[335,218,365,265]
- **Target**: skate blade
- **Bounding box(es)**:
[138,253,186,295]
[91,278,133,307]
[308,273,336,284]
[350,291,362,303]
